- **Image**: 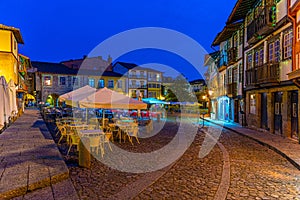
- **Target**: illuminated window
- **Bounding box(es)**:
[108,80,114,88]
[283,30,293,59]
[59,76,66,86]
[250,94,256,114]
[88,78,95,87]
[98,79,104,88]
[43,76,52,86]
[156,74,161,81]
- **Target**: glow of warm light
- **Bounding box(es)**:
[202,95,206,100]
[208,90,213,96]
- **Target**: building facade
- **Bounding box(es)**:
[208,0,300,141]
[113,62,163,99]
[0,24,30,115]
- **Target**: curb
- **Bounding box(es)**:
[0,111,71,199]
[204,119,300,171]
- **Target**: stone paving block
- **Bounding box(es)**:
[52,179,79,200]
[28,165,50,192]
[23,185,54,200]
[0,172,28,199]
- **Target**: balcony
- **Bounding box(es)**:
[247,5,275,44]
[227,82,237,97]
[129,84,147,89]
[129,75,147,79]
[246,63,280,87]
[227,47,237,65]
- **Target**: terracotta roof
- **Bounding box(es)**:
[212,22,242,46]
[0,24,24,44]
[31,61,78,75]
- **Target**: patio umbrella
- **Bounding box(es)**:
[8,79,18,116]
[59,85,96,107]
[79,87,147,126]
[0,76,11,128]
[142,98,169,105]
[78,87,147,110]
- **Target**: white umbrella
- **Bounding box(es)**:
[0,76,11,128]
[8,79,18,117]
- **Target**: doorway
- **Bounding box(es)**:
[291,91,298,139]
[234,100,239,123]
[261,93,268,129]
[274,92,283,135]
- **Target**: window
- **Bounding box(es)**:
[131,80,136,88]
[140,71,145,78]
[259,49,264,66]
[254,51,259,66]
[140,81,145,88]
[233,34,238,47]
[156,74,161,81]
[247,53,253,69]
[233,67,238,83]
[148,91,157,98]
[98,79,104,88]
[88,78,95,87]
[228,68,232,84]
[108,80,114,88]
[254,48,264,66]
[239,30,243,45]
[250,94,256,114]
[73,77,79,86]
[283,30,293,59]
[269,39,280,63]
[239,63,243,83]
[43,76,52,86]
[156,83,161,88]
[117,80,122,88]
[59,76,66,86]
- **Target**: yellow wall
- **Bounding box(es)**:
[88,76,126,92]
[0,30,11,52]
[0,53,18,84]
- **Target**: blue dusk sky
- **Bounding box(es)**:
[1,0,237,80]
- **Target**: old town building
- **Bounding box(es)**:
[208,0,300,141]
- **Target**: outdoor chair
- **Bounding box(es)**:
[88,134,102,155]
[55,121,64,136]
[125,123,140,145]
[67,134,81,156]
[58,126,69,144]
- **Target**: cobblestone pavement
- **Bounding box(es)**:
[47,119,300,199]
[218,128,300,200]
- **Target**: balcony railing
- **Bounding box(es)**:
[129,84,147,89]
[227,47,237,65]
[246,62,280,86]
[247,5,275,43]
[227,82,237,97]
[129,75,147,79]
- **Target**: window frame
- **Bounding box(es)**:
[43,75,52,86]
